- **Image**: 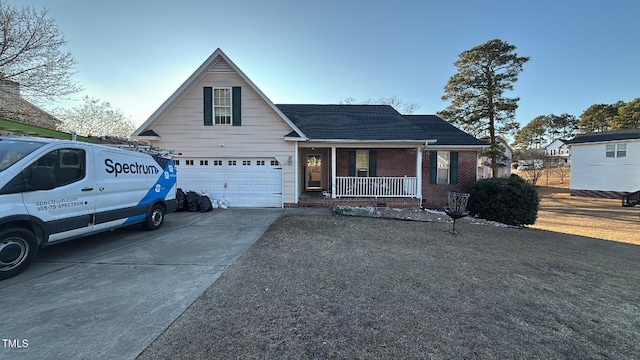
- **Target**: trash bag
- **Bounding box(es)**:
[219,199,229,209]
[186,191,200,212]
[198,194,213,212]
[176,188,187,211]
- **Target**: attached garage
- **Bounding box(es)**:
[176,158,283,207]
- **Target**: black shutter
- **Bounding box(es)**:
[450,151,459,184]
[348,151,356,176]
[232,87,241,126]
[369,150,377,177]
[203,87,212,126]
[429,151,437,184]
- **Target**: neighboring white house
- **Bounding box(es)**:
[568,129,640,198]
[545,138,571,166]
[477,137,512,178]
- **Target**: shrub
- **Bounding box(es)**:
[467,175,539,226]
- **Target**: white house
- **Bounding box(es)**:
[545,138,571,166]
[133,49,486,208]
[477,137,512,179]
[568,129,640,198]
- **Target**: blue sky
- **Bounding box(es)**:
[9,0,640,128]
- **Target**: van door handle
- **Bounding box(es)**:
[81,187,94,192]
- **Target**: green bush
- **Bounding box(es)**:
[467,175,539,226]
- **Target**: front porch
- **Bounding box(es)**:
[296,145,425,207]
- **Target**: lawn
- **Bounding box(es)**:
[138,211,640,359]
[528,170,640,245]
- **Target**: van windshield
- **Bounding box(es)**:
[0,138,47,172]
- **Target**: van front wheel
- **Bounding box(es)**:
[144,204,165,230]
[0,228,38,281]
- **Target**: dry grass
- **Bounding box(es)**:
[526,169,640,245]
[138,214,640,359]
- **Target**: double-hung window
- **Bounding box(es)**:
[430,151,459,185]
[204,86,241,126]
[606,143,627,158]
[437,151,450,184]
[214,88,231,125]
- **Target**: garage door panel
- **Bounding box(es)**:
[176,158,282,207]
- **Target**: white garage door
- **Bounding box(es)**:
[176,158,282,208]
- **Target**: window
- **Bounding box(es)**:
[606,145,615,157]
[606,144,627,158]
[214,88,231,125]
[34,148,85,187]
[271,160,279,166]
[200,160,208,166]
[430,151,458,185]
[437,151,450,184]
[256,160,265,166]
[174,160,180,166]
[204,86,241,126]
[213,160,223,166]
[242,160,251,166]
[617,144,627,157]
[185,160,194,166]
[228,160,237,166]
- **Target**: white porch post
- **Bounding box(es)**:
[416,146,423,200]
[294,143,299,204]
[331,146,337,198]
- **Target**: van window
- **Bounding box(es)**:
[40,149,86,186]
[0,139,46,172]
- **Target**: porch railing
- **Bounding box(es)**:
[335,176,418,198]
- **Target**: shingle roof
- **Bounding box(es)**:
[403,115,487,146]
[567,129,640,144]
[276,104,485,146]
[276,104,425,141]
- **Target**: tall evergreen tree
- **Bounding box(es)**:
[578,102,621,133]
[438,39,529,177]
[610,98,640,130]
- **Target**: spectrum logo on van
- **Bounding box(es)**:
[104,158,159,177]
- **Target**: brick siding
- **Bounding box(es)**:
[422,150,478,209]
[301,148,479,210]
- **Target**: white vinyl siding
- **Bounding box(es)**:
[571,140,640,192]
[146,58,296,206]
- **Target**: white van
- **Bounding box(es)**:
[0,136,177,280]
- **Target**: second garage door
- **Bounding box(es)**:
[176,158,282,208]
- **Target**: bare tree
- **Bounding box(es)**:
[54,96,136,139]
[0,2,81,104]
[341,95,420,114]
[552,162,570,185]
[516,148,550,186]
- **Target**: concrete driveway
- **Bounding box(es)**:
[0,208,283,360]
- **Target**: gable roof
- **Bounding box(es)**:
[567,129,640,144]
[132,48,305,138]
[403,115,488,146]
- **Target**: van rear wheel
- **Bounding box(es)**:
[0,228,38,281]
[144,204,165,230]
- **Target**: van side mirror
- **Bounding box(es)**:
[31,166,56,190]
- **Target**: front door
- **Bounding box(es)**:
[306,154,323,191]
